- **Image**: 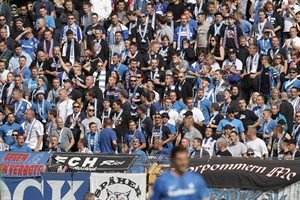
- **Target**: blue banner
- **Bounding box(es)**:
[1,173,90,200]
[0,152,52,177]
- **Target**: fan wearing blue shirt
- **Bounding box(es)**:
[194,89,212,125]
[31,90,52,123]
[99,119,118,154]
[151,146,209,200]
[12,88,32,123]
[109,53,128,78]
[129,138,148,173]
[13,55,31,81]
[0,113,24,146]
[258,109,278,145]
[84,122,101,153]
[123,120,146,152]
[217,107,246,143]
[10,134,32,152]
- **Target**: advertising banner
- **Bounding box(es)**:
[90,173,147,200]
[189,157,300,190]
[0,173,90,200]
[0,152,51,177]
[52,153,138,172]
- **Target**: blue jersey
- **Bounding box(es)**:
[99,128,117,154]
[130,150,147,173]
[10,143,32,152]
[13,99,32,123]
[151,171,209,200]
[0,123,24,145]
[171,101,187,113]
[124,130,146,148]
[24,78,38,94]
[31,100,52,121]
[13,67,31,80]
[19,37,39,60]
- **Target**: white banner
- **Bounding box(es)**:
[90,173,147,200]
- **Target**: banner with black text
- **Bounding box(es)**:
[90,173,147,200]
[189,157,300,190]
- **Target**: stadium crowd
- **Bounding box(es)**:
[0,0,299,161]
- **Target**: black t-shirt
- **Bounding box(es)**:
[135,116,153,138]
[68,89,82,102]
[166,3,186,21]
[190,149,210,158]
[112,110,130,142]
[261,67,271,94]
[216,150,232,157]
[220,25,243,49]
[152,125,171,148]
[132,24,154,53]
[236,109,259,131]
[85,24,106,50]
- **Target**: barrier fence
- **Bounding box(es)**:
[1,152,300,200]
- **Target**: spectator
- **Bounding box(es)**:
[216,138,232,157]
[84,122,101,153]
[228,130,247,157]
[77,138,93,153]
[246,127,268,159]
[50,117,74,152]
[286,139,300,160]
[190,138,210,158]
[99,119,117,154]
[10,134,31,152]
[22,109,44,151]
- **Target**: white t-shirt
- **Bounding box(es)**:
[160,109,179,126]
[283,2,300,32]
[222,58,243,71]
[202,137,216,156]
[179,108,205,123]
[22,119,44,150]
[246,138,268,158]
[57,99,74,121]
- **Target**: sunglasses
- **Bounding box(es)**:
[130,80,136,82]
[136,76,142,79]
[162,116,169,118]
[73,106,80,108]
[88,109,95,112]
[247,153,254,156]
[228,112,235,114]
[276,57,282,59]
[12,134,18,137]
